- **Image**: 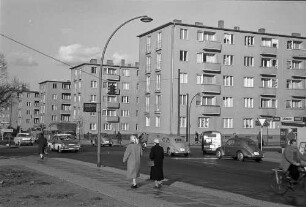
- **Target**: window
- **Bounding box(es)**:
[156,74,161,91]
[179,50,188,61]
[51,105,57,111]
[180,73,188,83]
[146,56,151,73]
[287,40,303,50]
[121,110,130,117]
[224,33,234,44]
[91,67,97,74]
[104,67,117,75]
[104,123,112,131]
[286,99,305,109]
[204,31,216,41]
[90,80,97,88]
[26,102,31,107]
[197,74,216,84]
[90,112,96,116]
[146,36,151,53]
[62,93,71,100]
[90,123,97,130]
[196,96,216,106]
[102,109,117,116]
[157,32,162,49]
[261,57,278,68]
[223,76,233,86]
[286,79,304,89]
[156,53,162,70]
[145,116,150,127]
[198,117,209,128]
[122,69,130,77]
[52,94,57,100]
[197,31,204,41]
[267,120,276,129]
[261,97,277,108]
[223,55,234,65]
[90,95,97,102]
[121,123,129,131]
[261,37,278,48]
[244,56,254,67]
[145,96,150,112]
[261,78,278,88]
[180,28,188,40]
[244,98,254,108]
[243,118,254,128]
[53,83,57,89]
[122,82,130,90]
[180,117,186,127]
[245,36,254,46]
[146,76,150,92]
[287,60,303,70]
[223,97,233,107]
[155,95,161,111]
[180,94,188,105]
[122,96,129,103]
[244,77,254,87]
[197,53,217,63]
[155,116,160,127]
[223,118,233,128]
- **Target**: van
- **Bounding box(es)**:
[201,131,222,155]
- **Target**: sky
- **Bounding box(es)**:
[1,0,306,91]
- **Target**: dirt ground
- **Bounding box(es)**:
[0,165,131,207]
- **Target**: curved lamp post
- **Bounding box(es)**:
[187,92,201,146]
[97,15,153,167]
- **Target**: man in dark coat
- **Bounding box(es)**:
[37,132,47,159]
[149,138,164,188]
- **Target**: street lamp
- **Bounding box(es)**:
[186,92,202,146]
[97,15,153,167]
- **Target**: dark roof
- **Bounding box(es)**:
[38,80,71,84]
[69,63,139,70]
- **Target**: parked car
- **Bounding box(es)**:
[215,137,264,162]
[160,136,190,157]
[14,133,34,146]
[92,134,113,147]
[47,134,81,152]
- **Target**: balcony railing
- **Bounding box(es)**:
[203,62,221,72]
[105,102,120,109]
[260,46,277,56]
[202,84,221,94]
[292,49,306,59]
[260,87,277,96]
[105,74,120,81]
[105,116,119,123]
[203,41,222,51]
[201,105,221,115]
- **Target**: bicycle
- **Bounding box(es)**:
[270,167,306,195]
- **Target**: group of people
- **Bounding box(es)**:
[123,135,164,189]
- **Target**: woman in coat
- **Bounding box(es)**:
[123,135,142,188]
[150,138,164,188]
[37,132,47,159]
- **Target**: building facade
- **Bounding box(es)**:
[138,20,306,142]
[70,59,140,136]
[39,80,72,128]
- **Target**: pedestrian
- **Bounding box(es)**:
[149,138,164,189]
[123,135,142,189]
[116,131,122,146]
[37,132,47,159]
[194,131,199,143]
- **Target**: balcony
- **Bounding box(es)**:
[105,74,120,81]
[202,84,221,94]
[258,108,276,116]
[259,66,277,74]
[260,46,277,56]
[260,87,277,96]
[202,41,222,52]
[60,110,71,114]
[286,88,306,97]
[105,116,119,123]
[292,49,306,59]
[203,62,221,73]
[106,102,120,109]
[201,105,221,115]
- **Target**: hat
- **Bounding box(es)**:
[153,138,159,144]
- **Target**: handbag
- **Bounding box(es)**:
[147,160,154,167]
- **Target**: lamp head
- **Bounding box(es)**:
[140,16,153,23]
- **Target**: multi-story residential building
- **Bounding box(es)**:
[39,80,72,128]
[70,59,140,136]
[138,19,306,142]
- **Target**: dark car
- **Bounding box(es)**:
[215,137,264,162]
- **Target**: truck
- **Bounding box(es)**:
[201,131,222,155]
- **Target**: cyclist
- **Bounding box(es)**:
[280,139,300,183]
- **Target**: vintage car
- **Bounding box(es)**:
[160,136,190,157]
[47,134,81,152]
[13,133,34,146]
[215,137,264,162]
[92,133,113,147]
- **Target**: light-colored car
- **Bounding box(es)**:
[92,134,113,147]
[48,134,81,152]
[160,136,190,157]
[14,133,34,146]
[215,137,264,162]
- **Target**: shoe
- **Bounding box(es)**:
[131,185,138,189]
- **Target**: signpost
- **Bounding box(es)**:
[256,118,269,150]
[1,128,13,140]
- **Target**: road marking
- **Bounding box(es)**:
[171,157,217,160]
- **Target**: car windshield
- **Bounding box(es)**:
[19,134,30,137]
[58,135,74,141]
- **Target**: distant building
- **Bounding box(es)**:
[138,19,306,142]
[39,80,72,129]
[70,59,140,136]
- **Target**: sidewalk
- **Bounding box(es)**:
[0,154,290,207]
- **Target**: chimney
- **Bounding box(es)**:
[173,19,182,23]
[135,62,139,67]
[121,59,125,66]
[218,20,224,28]
[258,28,265,33]
[195,22,203,26]
[234,26,240,31]
[292,33,301,37]
[89,59,97,64]
[106,60,113,65]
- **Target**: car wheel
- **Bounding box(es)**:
[184,153,189,157]
[216,150,222,159]
[167,148,173,156]
[237,151,244,161]
[58,146,62,153]
[109,144,112,147]
[255,158,262,162]
[48,145,52,151]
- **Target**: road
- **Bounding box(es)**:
[1,144,305,206]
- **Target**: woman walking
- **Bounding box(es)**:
[37,132,47,159]
[150,138,164,188]
[123,135,143,188]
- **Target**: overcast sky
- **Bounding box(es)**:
[1,0,306,90]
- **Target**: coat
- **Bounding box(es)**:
[280,145,299,171]
[123,143,142,179]
[149,144,164,181]
[37,133,47,154]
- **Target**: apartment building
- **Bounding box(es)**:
[39,80,72,128]
[70,59,140,136]
[138,19,306,142]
